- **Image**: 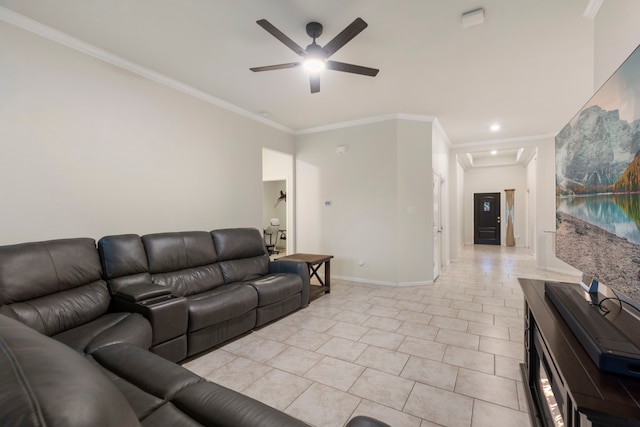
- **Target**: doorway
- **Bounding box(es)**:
[474,192,501,245]
[262,148,293,255]
[263,179,287,255]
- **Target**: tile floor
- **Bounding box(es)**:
[183,245,578,427]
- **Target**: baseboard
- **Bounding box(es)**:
[332,275,398,287]
[397,280,434,287]
[333,275,434,287]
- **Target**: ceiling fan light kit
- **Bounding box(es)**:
[303,58,325,72]
[302,39,326,72]
[250,17,379,93]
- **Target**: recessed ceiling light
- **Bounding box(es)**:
[490,124,501,132]
[491,150,498,155]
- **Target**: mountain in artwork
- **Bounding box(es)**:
[556,105,640,195]
[614,150,640,192]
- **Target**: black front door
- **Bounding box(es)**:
[474,192,501,245]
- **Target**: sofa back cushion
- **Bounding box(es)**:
[211,228,270,283]
[142,231,224,297]
[98,234,153,294]
[0,238,110,336]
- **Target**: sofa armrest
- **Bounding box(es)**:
[269,259,310,308]
[113,282,171,302]
[111,294,188,353]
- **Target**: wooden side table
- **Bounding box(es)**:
[279,253,333,302]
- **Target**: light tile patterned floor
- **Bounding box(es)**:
[183,245,578,427]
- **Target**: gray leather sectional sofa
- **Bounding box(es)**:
[0,228,389,426]
[98,228,310,361]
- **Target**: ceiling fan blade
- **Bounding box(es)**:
[256,19,306,57]
[250,62,301,72]
[326,60,379,76]
[310,75,320,93]
[321,17,368,57]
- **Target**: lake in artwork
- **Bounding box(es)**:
[557,193,640,245]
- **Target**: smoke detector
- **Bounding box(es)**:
[462,8,485,28]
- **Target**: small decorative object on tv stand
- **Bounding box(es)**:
[580,273,599,294]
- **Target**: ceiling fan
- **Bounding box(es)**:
[250,18,379,93]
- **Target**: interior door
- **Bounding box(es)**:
[474,192,501,245]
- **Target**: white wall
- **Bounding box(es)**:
[463,165,527,246]
[451,158,466,260]
[0,21,295,244]
[525,151,537,253]
[295,117,438,285]
[296,120,398,284]
[396,119,433,285]
[533,137,578,275]
[432,119,450,268]
[594,2,640,89]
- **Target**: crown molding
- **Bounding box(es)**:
[583,0,604,20]
[0,7,294,135]
[396,113,437,122]
[295,113,437,135]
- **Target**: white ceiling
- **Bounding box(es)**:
[0,0,598,145]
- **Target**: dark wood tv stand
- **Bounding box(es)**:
[519,278,640,427]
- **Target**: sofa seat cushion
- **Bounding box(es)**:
[246,273,303,307]
[0,314,140,427]
[185,284,257,332]
[152,264,224,297]
[53,312,152,354]
[217,257,270,283]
